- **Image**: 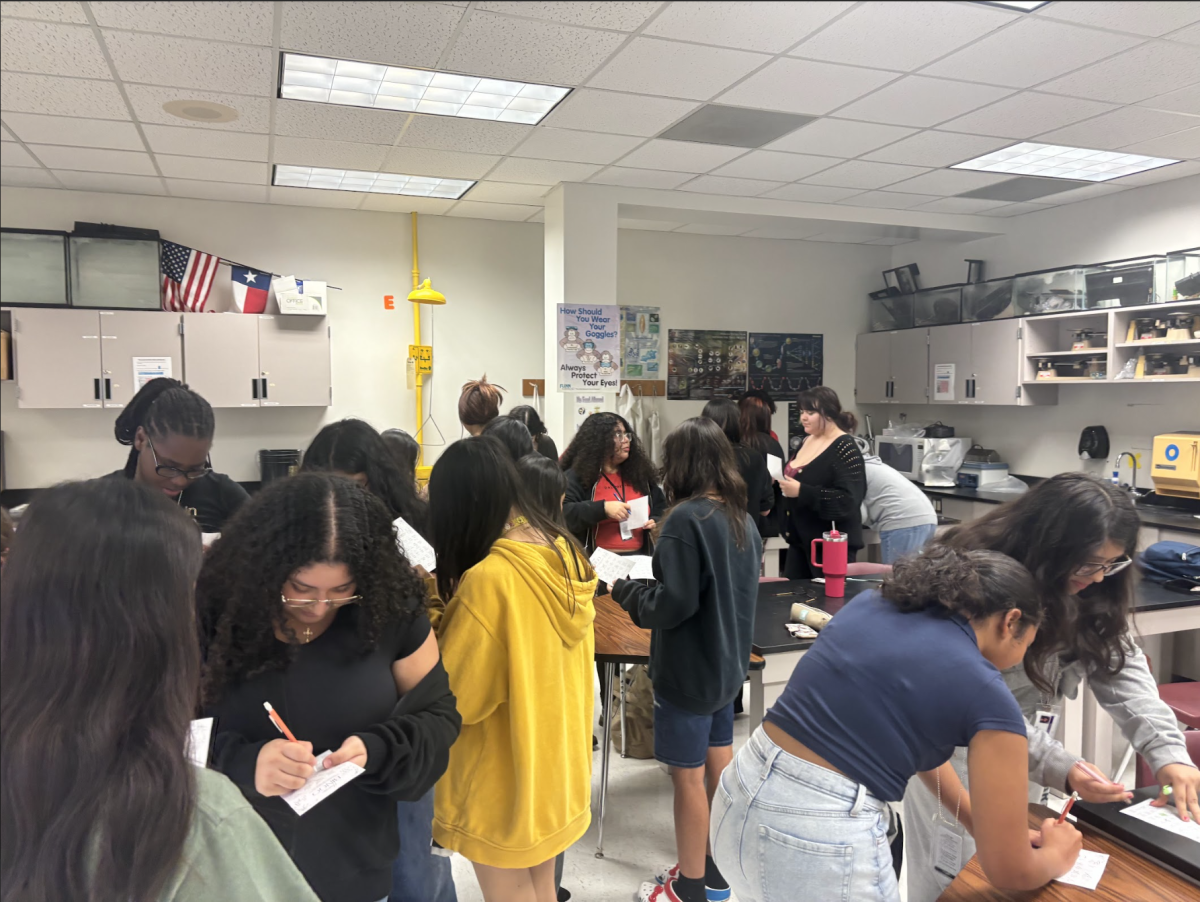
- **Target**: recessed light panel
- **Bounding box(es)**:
[273,165,474,198]
[952,142,1179,182]
[279,52,570,124]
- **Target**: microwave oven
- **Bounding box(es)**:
[876,435,972,482]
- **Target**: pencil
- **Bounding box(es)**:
[263,701,298,742]
[1057,792,1079,824]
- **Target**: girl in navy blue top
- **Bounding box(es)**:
[711,547,1082,902]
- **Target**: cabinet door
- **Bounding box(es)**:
[855,332,892,404]
[970,319,1022,406]
[99,310,183,408]
[181,313,260,408]
[889,328,929,405]
[8,308,103,408]
[257,315,331,408]
[927,323,971,404]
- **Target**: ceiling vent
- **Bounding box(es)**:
[658,104,815,148]
[958,176,1090,202]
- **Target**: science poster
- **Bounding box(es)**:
[748,332,823,394]
[667,329,748,400]
[557,304,620,391]
[620,305,661,380]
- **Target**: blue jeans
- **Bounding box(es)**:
[654,694,735,769]
[710,727,898,902]
[879,523,937,565]
[390,791,457,902]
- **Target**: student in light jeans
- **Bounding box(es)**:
[857,439,938,564]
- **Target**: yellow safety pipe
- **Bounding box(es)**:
[411,211,423,468]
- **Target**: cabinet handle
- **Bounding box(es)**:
[104,378,111,400]
[252,379,259,400]
[261,378,268,399]
[94,378,101,400]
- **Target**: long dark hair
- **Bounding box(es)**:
[198,473,423,706]
[115,377,214,477]
[508,405,555,458]
[559,412,657,494]
[483,416,534,462]
[883,546,1042,629]
[796,386,857,434]
[428,438,588,602]
[739,395,773,454]
[702,399,742,444]
[516,454,568,526]
[302,418,427,533]
[1,479,203,902]
[942,473,1140,694]
[381,428,420,481]
[660,417,748,550]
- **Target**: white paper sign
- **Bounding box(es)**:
[185,717,214,768]
[1120,798,1200,842]
[281,750,365,816]
[934,363,955,401]
[767,453,784,482]
[572,394,610,435]
[394,516,436,573]
[590,547,634,586]
[1053,850,1108,890]
[133,356,172,390]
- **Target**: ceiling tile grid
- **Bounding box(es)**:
[643,1,854,54]
[475,2,664,32]
[91,1,275,44]
[0,18,112,79]
[586,36,770,100]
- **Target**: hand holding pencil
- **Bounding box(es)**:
[255,702,317,797]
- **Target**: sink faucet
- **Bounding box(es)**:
[1114,451,1138,497]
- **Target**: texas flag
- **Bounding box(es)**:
[232,266,271,313]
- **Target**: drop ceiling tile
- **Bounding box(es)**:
[30,144,155,174]
[887,169,1011,196]
[444,11,626,85]
[742,227,822,240]
[543,89,697,137]
[91,1,274,44]
[834,76,1012,128]
[1037,1,1200,37]
[941,91,1117,139]
[2,113,143,150]
[0,19,110,78]
[476,1,662,31]
[275,101,408,144]
[0,72,129,119]
[125,85,271,132]
[1105,159,1200,186]
[802,232,874,244]
[588,166,694,188]
[156,155,268,184]
[863,237,917,246]
[760,183,863,203]
[616,139,745,172]
[1168,22,1200,45]
[863,131,1009,167]
[801,159,930,189]
[1037,106,1199,150]
[710,150,838,181]
[359,195,456,214]
[273,136,388,169]
[512,128,643,164]
[1140,84,1200,116]
[1033,182,1129,205]
[674,223,751,236]
[165,179,269,203]
[1121,127,1200,160]
[839,191,941,209]
[1,3,87,23]
[382,147,501,180]
[398,116,530,155]
[717,57,898,116]
[142,124,268,161]
[281,2,463,69]
[0,143,38,167]
[464,181,552,204]
[921,19,1139,89]
[644,1,853,53]
[1039,41,1200,104]
[680,175,783,196]
[269,185,366,208]
[0,126,13,141]
[913,196,1011,214]
[102,31,275,95]
[1,165,58,187]
[979,201,1056,217]
[587,36,770,101]
[54,170,165,194]
[619,219,685,231]
[765,118,916,157]
[790,0,1015,72]
[485,156,600,183]
[448,200,543,221]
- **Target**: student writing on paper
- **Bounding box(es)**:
[198,474,461,902]
[0,479,318,902]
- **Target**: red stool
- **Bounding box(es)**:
[1136,730,1200,788]
[1158,682,1200,729]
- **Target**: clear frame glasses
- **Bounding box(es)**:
[146,436,212,480]
[1072,556,1132,579]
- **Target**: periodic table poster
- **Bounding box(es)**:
[667,329,748,400]
[748,332,823,395]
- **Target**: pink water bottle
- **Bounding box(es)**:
[811,524,849,598]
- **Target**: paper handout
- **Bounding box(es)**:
[186,717,214,768]
[1120,798,1200,842]
[394,516,436,573]
[626,555,655,581]
[590,547,634,586]
[281,750,365,816]
[619,495,651,541]
[767,454,784,482]
[1053,850,1108,890]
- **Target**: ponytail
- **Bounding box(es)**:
[457,374,505,428]
[115,378,215,477]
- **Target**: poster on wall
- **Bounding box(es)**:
[748,333,823,395]
[556,304,620,391]
[572,394,610,432]
[667,329,748,400]
[620,305,661,380]
[934,363,955,401]
[133,356,172,390]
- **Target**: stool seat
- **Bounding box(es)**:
[1159,681,1200,730]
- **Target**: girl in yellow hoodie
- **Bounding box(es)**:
[428,437,598,902]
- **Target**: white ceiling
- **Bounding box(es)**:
[1,1,1199,243]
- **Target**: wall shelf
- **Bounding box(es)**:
[1025,349,1108,357]
[1115,339,1200,349]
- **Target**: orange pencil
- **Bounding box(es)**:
[1057,792,1079,824]
[263,701,298,742]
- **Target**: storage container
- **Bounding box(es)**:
[913,284,963,326]
[870,294,914,331]
[0,229,70,307]
[962,278,1014,322]
[1083,256,1163,309]
[1012,266,1086,316]
[69,235,161,310]
[1166,247,1200,300]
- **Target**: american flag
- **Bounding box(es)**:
[161,240,219,312]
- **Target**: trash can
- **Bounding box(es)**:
[259,449,300,485]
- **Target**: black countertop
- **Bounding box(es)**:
[1075,786,1200,883]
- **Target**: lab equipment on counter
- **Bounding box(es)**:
[1152,433,1200,500]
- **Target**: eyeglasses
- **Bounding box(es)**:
[1072,556,1132,579]
[614,432,632,444]
[146,436,212,481]
[280,594,362,608]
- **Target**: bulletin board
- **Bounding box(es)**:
[748,332,823,394]
[620,305,661,379]
[667,329,748,400]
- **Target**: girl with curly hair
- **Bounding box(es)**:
[198,473,462,902]
[560,412,664,556]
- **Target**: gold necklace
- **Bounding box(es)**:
[302,627,313,643]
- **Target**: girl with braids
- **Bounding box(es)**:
[458,374,505,436]
[560,412,664,556]
[904,474,1200,901]
[1,479,317,902]
[712,547,1082,902]
[198,473,461,902]
[109,376,248,532]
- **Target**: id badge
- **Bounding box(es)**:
[1034,705,1062,737]
[934,822,964,878]
[619,519,634,541]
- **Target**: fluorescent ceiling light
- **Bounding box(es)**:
[279,52,571,124]
[273,165,474,198]
[952,142,1180,182]
[971,1,1050,11]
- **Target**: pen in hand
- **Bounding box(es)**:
[1057,791,1079,825]
[264,701,298,742]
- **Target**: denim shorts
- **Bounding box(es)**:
[653,694,735,769]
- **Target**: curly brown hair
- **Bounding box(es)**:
[197,472,424,706]
[559,412,658,496]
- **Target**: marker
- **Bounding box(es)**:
[1057,792,1079,825]
[263,702,298,742]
